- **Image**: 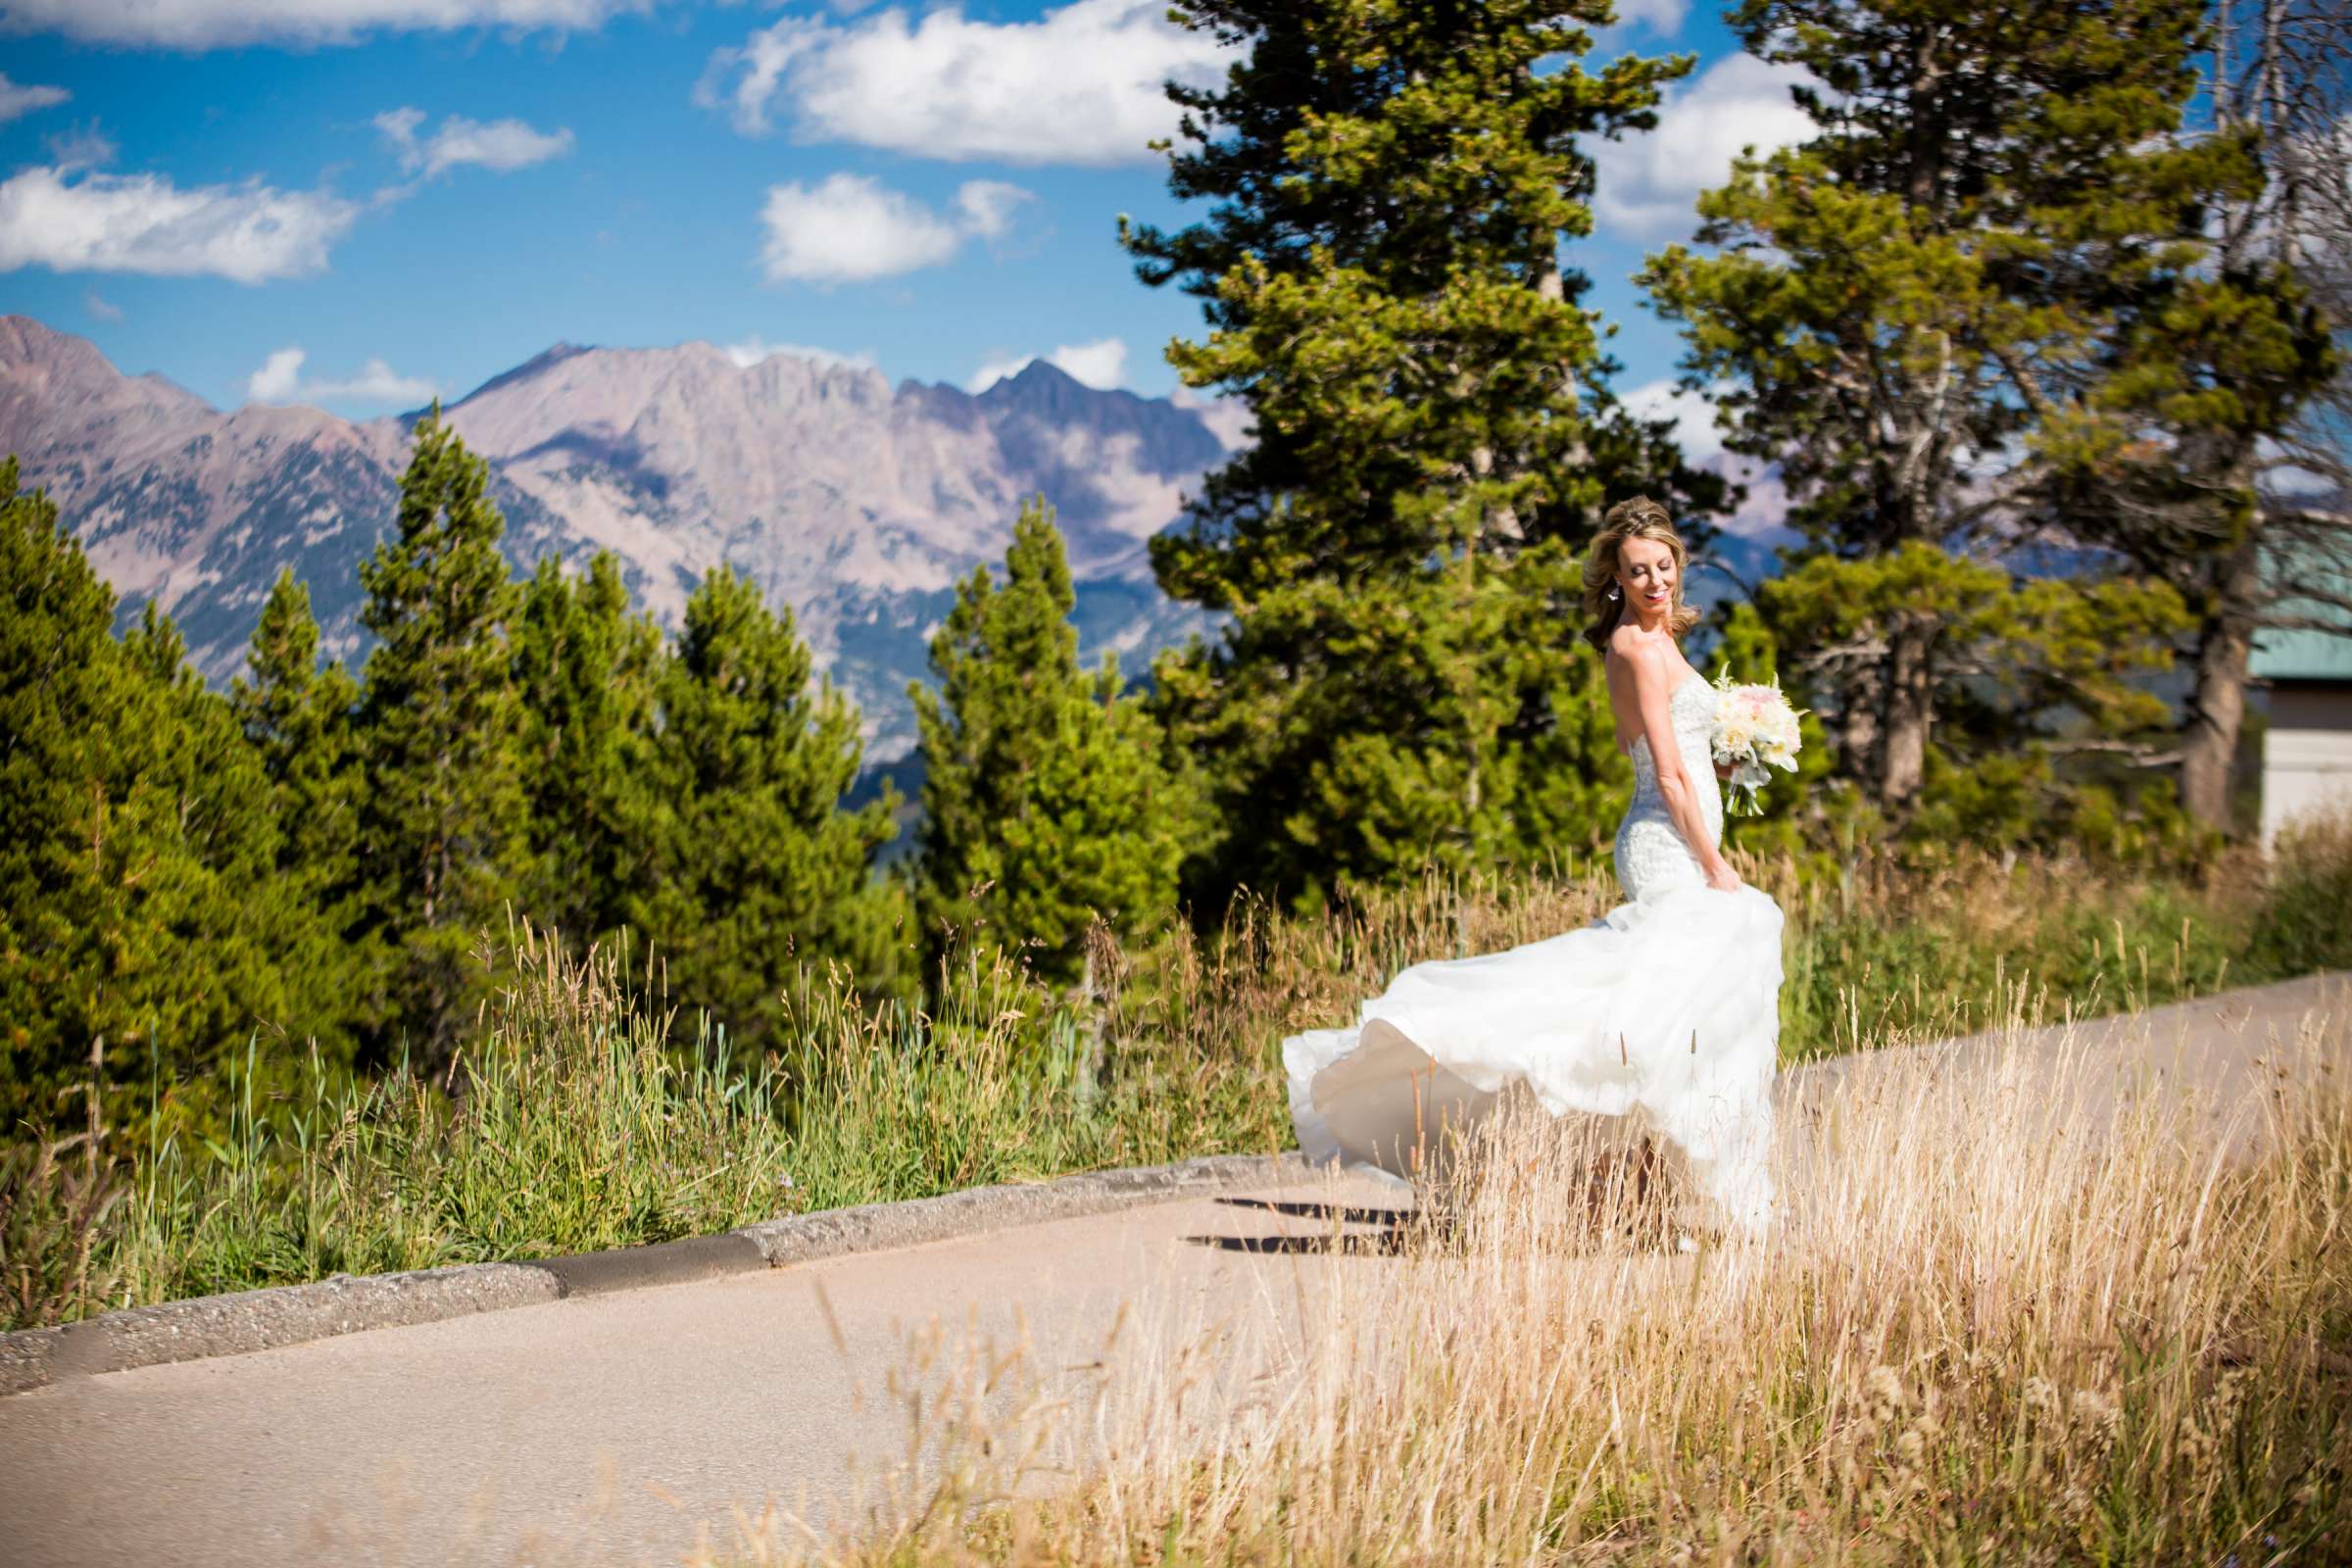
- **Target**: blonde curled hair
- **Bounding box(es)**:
[1581,496,1701,654]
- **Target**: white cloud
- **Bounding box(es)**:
[966,336,1129,392]
[760,175,956,283]
[967,351,1034,392]
[327,359,440,404]
[375,108,573,178]
[1620,378,1797,540]
[1625,377,1734,466]
[0,74,69,124]
[248,346,305,401]
[0,166,356,283]
[44,123,119,172]
[1048,336,1126,388]
[757,172,1032,285]
[1708,456,1794,541]
[247,345,441,408]
[1595,0,1688,35]
[700,0,1235,167]
[373,106,426,154]
[722,335,878,373]
[1,0,653,49]
[953,179,1032,239]
[1589,54,1816,240]
[82,288,124,321]
[1171,385,1253,452]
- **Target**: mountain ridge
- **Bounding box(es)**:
[0,316,1231,757]
[0,316,1794,760]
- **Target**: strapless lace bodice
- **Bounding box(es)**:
[1615,674,1721,901]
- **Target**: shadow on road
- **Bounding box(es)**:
[1189,1196,1422,1255]
[1210,1196,1415,1227]
[1183,1229,1413,1256]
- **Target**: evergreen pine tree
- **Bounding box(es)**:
[2018,0,2347,831]
[632,566,906,1058]
[1755,542,2190,850]
[1122,0,1728,909]
[127,602,354,1073]
[912,500,1190,988]
[353,410,527,1070]
[2010,170,2336,829]
[512,551,661,949]
[1638,0,2263,820]
[2066,284,2337,832]
[0,462,314,1128]
[232,568,369,1055]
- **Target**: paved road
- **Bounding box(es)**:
[2,970,2343,1568]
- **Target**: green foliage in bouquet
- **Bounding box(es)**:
[1699,601,1841,866]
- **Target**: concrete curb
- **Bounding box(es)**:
[734,1152,1313,1267]
[0,1151,1307,1399]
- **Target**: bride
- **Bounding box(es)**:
[1282,496,1785,1237]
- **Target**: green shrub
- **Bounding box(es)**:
[7,816,2349,1331]
[2246,806,2352,980]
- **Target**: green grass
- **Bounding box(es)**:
[1771,808,2352,1058]
[4,808,2349,1332]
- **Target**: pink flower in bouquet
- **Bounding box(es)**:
[1708,666,1805,815]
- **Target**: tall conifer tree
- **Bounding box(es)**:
[1122,0,1725,908]
[354,410,527,1069]
[233,568,368,1053]
[236,570,361,879]
[632,567,906,1057]
[1639,0,2280,822]
[0,464,314,1126]
[913,500,1190,988]
[512,551,660,949]
[2003,0,2341,829]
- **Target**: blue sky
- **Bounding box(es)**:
[0,0,1811,452]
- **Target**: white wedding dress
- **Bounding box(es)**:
[1282,672,1784,1233]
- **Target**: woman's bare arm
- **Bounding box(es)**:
[1613,631,1736,886]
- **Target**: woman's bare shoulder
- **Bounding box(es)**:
[1607,625,1665,678]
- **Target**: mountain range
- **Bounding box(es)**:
[0,315,1239,758]
[0,315,1788,761]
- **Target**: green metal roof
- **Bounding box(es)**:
[2252,622,2352,679]
[2250,529,2352,682]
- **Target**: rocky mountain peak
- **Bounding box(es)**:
[1,318,1231,756]
[0,313,211,424]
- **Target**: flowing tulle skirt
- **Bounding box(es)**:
[1281,882,1785,1233]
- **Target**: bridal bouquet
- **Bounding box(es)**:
[1708,666,1805,815]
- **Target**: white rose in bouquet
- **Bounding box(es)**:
[1708,665,1805,816]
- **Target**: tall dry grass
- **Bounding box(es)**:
[713,991,2352,1566]
[5,817,2347,1332]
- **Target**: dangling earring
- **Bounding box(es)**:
[1608,587,1620,601]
